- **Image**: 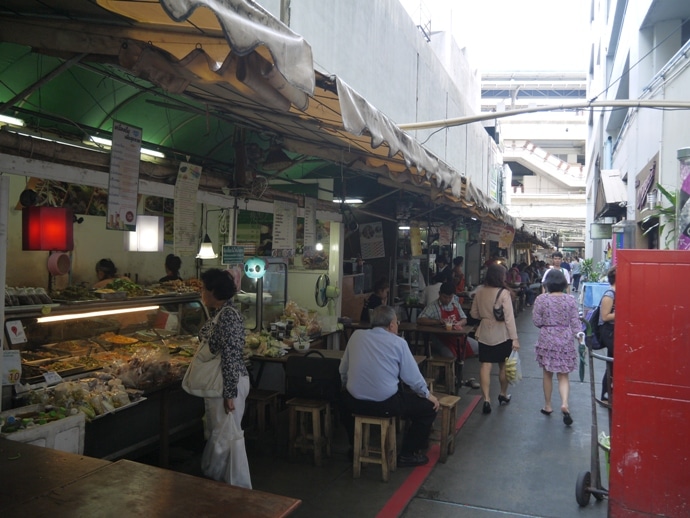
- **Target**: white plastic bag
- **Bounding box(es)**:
[505,350,522,385]
[202,410,252,488]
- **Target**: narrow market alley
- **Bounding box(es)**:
[138,304,610,518]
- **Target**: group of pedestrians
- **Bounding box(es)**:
[187,253,615,483]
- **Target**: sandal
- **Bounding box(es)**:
[464,378,480,389]
[562,411,573,426]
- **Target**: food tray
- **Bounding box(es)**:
[95,291,127,300]
[21,350,72,363]
[90,397,147,420]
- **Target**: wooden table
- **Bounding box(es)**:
[250,348,426,389]
[0,439,301,517]
[398,323,475,394]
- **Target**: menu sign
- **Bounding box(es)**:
[480,221,515,249]
[303,197,317,247]
[106,122,141,230]
[360,221,385,259]
[174,162,202,256]
[273,200,296,256]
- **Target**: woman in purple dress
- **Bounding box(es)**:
[532,269,581,426]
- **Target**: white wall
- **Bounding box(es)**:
[258,0,496,198]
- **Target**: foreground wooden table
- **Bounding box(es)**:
[0,439,301,517]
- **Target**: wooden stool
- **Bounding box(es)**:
[286,398,331,467]
[434,393,461,463]
[352,415,397,482]
[246,389,279,434]
[426,357,456,394]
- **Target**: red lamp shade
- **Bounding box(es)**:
[22,207,74,251]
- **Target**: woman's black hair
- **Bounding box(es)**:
[544,269,568,293]
[484,264,506,288]
[374,278,389,293]
[607,266,616,286]
[95,258,117,278]
[200,268,237,300]
[165,254,182,275]
[453,256,464,267]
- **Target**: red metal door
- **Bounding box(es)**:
[610,250,690,517]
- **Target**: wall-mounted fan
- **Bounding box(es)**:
[314,273,340,310]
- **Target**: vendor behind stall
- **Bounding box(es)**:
[159,254,182,282]
[360,278,389,323]
[93,258,129,289]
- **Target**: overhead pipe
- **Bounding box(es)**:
[398,100,690,131]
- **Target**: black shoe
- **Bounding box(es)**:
[498,394,512,405]
[482,401,492,414]
[397,453,429,467]
[562,412,573,426]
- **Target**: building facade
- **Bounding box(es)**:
[586,0,690,260]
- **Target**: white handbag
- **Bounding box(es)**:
[181,338,223,398]
[181,307,227,398]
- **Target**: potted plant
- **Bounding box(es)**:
[641,183,678,249]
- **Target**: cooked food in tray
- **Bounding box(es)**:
[97,332,139,345]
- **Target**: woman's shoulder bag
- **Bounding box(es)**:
[493,288,506,321]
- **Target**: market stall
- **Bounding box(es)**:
[2,291,206,463]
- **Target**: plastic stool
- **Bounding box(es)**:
[246,389,279,434]
[352,415,397,482]
[286,398,331,466]
[426,357,456,394]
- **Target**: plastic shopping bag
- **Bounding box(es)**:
[201,411,252,489]
[505,350,522,385]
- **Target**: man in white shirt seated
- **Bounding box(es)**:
[339,306,440,467]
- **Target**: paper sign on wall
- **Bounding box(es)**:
[2,350,21,386]
[5,320,27,345]
[480,221,515,249]
[174,162,202,256]
[106,121,141,230]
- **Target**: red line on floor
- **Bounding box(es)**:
[376,395,482,518]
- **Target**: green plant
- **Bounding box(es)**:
[580,258,595,282]
[641,183,678,249]
[580,258,608,282]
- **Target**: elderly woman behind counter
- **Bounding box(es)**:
[93,258,130,289]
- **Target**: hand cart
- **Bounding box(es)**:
[575,317,613,506]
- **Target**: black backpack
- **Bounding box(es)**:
[585,306,604,350]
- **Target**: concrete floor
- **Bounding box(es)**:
[136,305,612,517]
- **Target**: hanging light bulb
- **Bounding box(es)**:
[196,234,218,259]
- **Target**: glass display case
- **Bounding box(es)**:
[237,258,288,331]
[2,293,207,461]
[395,257,424,303]
[3,294,205,387]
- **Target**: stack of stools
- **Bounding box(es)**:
[286,398,331,467]
[434,392,461,463]
[352,415,397,482]
[246,389,280,435]
[426,357,456,394]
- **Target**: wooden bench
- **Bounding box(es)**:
[433,393,461,463]
[426,357,456,394]
[352,415,397,482]
[286,398,331,467]
[246,389,280,435]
